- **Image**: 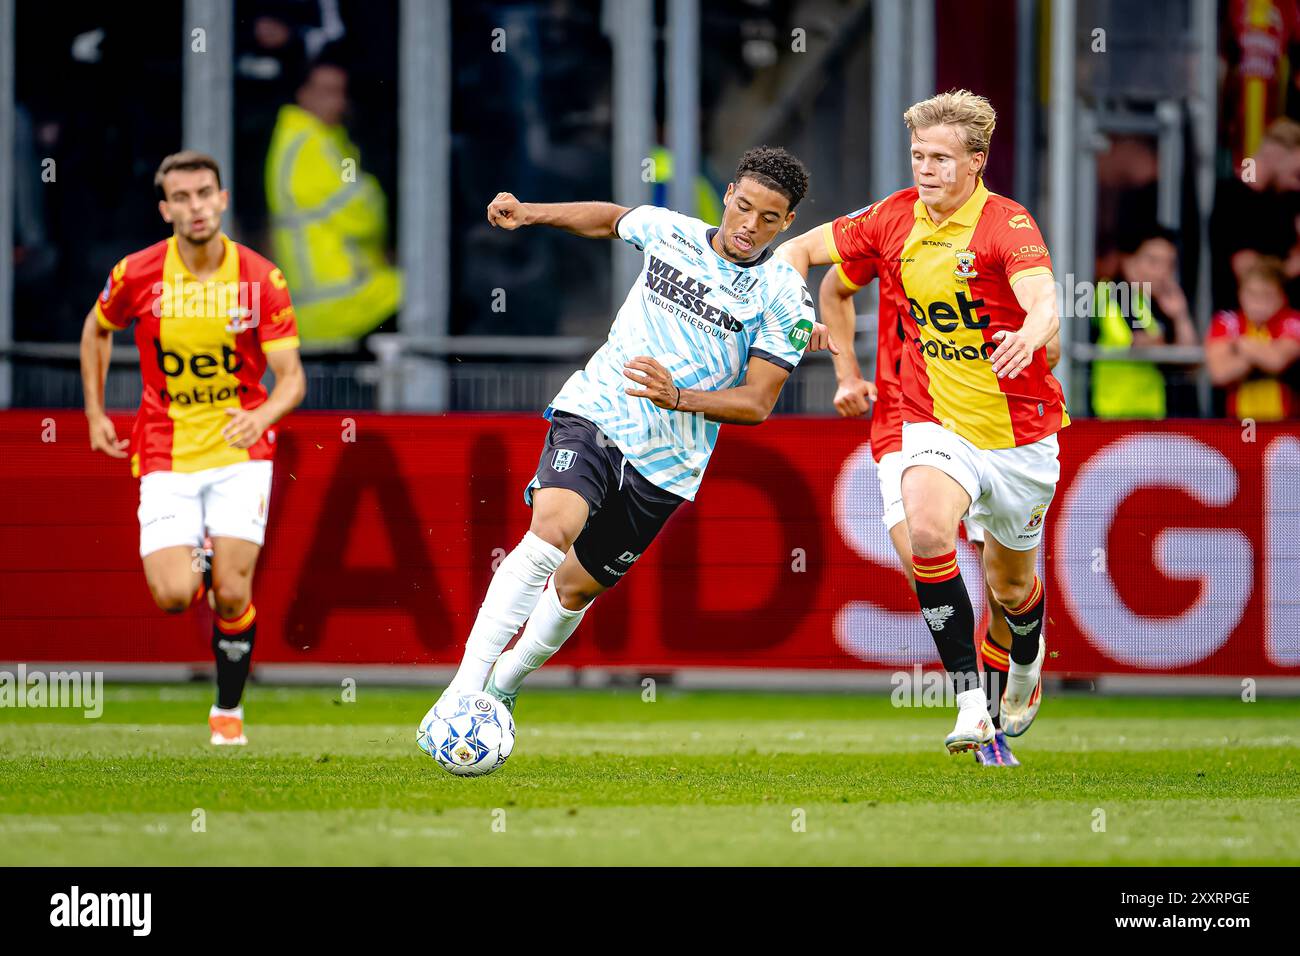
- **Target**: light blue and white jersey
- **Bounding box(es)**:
[546,204,815,501]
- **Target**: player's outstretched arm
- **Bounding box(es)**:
[624,354,788,426]
[222,348,306,449]
[486,192,629,239]
[79,309,128,458]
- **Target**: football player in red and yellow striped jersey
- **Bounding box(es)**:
[781,90,1061,760]
[79,151,306,745]
[816,250,1062,767]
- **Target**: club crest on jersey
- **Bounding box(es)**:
[225,307,255,333]
[730,271,758,294]
[1023,503,1048,531]
[552,449,577,473]
[953,250,978,280]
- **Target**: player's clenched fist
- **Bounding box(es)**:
[486,192,532,230]
[833,376,876,418]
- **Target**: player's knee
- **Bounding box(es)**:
[149,581,195,614]
[908,520,956,559]
[212,580,251,618]
[554,577,601,610]
[528,517,579,554]
[988,573,1034,610]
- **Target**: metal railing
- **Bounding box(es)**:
[1,331,1222,419]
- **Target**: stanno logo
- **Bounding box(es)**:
[50,886,151,936]
[1007,214,1032,230]
[671,231,704,255]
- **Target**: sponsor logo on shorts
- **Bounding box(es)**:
[911,448,952,461]
[616,550,642,565]
[1023,502,1048,531]
[552,449,577,473]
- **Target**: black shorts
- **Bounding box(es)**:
[524,411,685,588]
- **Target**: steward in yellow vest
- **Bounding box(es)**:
[265,67,400,344]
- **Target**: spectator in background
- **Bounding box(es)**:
[1222,0,1300,170]
[1211,118,1300,311]
[1206,257,1300,420]
[265,54,400,344]
[1091,227,1199,420]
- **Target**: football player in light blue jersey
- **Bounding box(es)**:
[424,147,835,727]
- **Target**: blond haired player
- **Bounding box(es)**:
[80,152,306,745]
[781,90,1065,757]
[817,250,1060,766]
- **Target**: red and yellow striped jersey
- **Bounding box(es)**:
[93,234,300,476]
[824,180,1069,450]
[1207,306,1300,420]
[833,253,905,461]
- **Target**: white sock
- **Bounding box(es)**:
[1006,659,1037,703]
[955,688,987,713]
[495,579,592,694]
[448,532,565,693]
[210,704,243,719]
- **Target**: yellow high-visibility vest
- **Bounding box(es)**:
[1091,283,1167,420]
[651,146,724,225]
[265,105,401,343]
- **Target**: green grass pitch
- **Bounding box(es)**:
[1,683,1297,866]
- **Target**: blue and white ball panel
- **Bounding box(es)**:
[418,691,515,777]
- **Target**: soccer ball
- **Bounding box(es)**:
[417,691,515,777]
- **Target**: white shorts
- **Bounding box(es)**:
[138,460,274,557]
[900,421,1059,551]
[877,450,984,543]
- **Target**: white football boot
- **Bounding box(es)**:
[1000,635,1045,737]
[945,691,995,754]
[209,705,247,746]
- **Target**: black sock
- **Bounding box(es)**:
[1004,576,1045,666]
[212,605,257,710]
[912,550,979,695]
[979,632,1010,728]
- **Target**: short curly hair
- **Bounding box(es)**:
[735,146,809,210]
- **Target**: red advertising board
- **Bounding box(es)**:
[0,411,1296,675]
